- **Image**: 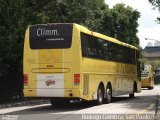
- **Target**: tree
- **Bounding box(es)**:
[0,0,49,102]
[102,3,140,46]
[39,0,106,30]
[149,0,160,23]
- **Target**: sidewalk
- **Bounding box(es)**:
[0,99,49,109]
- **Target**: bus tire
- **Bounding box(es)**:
[148,87,153,90]
[105,85,112,104]
[50,98,70,107]
[129,92,134,98]
[97,86,104,105]
[129,82,136,98]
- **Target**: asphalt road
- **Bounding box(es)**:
[0,85,160,120]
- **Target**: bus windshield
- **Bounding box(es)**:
[29,24,73,49]
[141,65,150,77]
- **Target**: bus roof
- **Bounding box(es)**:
[75,23,138,50]
[28,23,138,50]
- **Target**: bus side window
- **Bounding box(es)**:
[81,32,90,57]
[86,48,91,57]
[89,48,95,57]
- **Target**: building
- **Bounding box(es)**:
[143,46,160,62]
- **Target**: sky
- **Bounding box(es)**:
[105,0,160,48]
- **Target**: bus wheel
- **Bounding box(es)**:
[148,87,153,90]
[50,98,70,107]
[129,92,134,98]
[105,85,112,104]
[129,83,136,98]
[97,86,104,105]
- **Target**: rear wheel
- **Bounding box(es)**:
[105,85,112,104]
[97,86,104,105]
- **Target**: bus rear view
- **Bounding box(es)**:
[23,23,81,105]
[24,23,141,106]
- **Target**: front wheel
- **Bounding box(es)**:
[129,84,137,98]
[129,92,134,98]
[104,85,112,104]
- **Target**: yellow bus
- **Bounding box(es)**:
[23,23,141,105]
[141,65,154,90]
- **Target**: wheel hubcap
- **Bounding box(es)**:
[107,88,111,102]
[99,89,103,102]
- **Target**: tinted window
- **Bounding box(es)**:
[81,32,136,64]
[29,24,73,49]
